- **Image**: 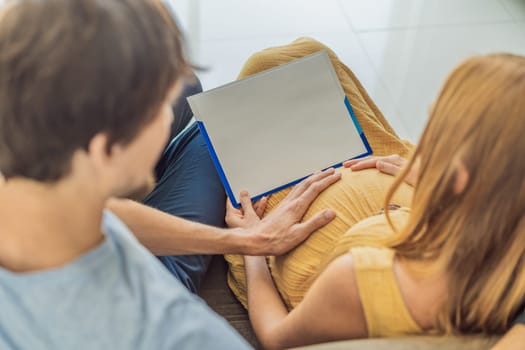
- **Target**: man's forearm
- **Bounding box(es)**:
[106,169,340,257]
[107,198,254,256]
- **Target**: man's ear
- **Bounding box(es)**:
[87,133,117,170]
[453,160,469,195]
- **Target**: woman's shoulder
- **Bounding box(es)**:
[319,249,428,337]
[348,207,411,236]
[394,257,448,332]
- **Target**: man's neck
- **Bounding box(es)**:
[0,177,107,273]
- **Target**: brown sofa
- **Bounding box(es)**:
[199,256,499,350]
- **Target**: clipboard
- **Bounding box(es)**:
[188,51,372,207]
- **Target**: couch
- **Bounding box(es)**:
[199,256,499,350]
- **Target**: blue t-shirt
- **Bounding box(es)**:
[0,211,250,349]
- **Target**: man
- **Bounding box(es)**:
[0,0,338,348]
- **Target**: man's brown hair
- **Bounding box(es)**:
[0,0,192,181]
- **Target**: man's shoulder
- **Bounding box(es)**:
[102,209,138,243]
[100,211,250,349]
[101,209,190,294]
[144,296,251,349]
[101,209,168,274]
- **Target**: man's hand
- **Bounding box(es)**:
[344,154,417,186]
[227,168,341,256]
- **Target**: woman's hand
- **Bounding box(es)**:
[343,154,417,186]
[226,193,268,229]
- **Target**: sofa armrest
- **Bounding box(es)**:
[292,336,499,350]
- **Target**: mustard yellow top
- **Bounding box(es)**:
[351,246,422,337]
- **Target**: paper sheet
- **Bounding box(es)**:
[188,51,371,206]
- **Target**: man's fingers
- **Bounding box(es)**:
[299,172,341,206]
[291,209,336,242]
[376,161,402,176]
[287,168,335,200]
[239,191,257,217]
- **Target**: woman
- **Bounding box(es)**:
[225,38,525,349]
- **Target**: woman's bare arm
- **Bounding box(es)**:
[226,174,366,348]
[491,324,525,350]
[244,254,367,349]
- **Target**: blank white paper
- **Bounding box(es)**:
[187,51,370,205]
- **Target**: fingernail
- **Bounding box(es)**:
[240,191,249,197]
[324,210,336,220]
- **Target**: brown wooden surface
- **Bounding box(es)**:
[199,255,260,348]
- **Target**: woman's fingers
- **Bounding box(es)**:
[343,156,372,168]
[253,197,268,218]
[225,198,243,227]
[344,154,407,171]
[345,154,416,186]
[345,158,378,170]
[376,160,402,177]
[239,191,257,217]
[226,198,241,215]
[384,154,406,167]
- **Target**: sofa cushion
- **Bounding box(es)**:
[292,336,498,350]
